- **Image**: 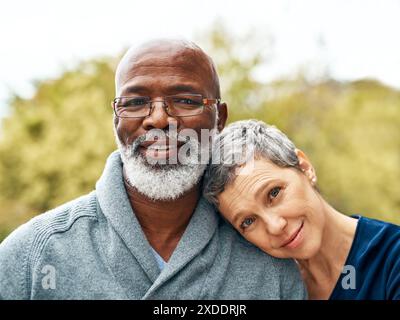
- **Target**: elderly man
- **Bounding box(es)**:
[0,39,306,299]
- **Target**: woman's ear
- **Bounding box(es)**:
[295,148,317,186]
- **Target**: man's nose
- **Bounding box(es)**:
[142,100,175,130]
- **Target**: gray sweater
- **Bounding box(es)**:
[0,151,307,299]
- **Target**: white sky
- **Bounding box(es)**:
[1,0,400,118]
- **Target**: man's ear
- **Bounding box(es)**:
[295,148,317,186]
[111,101,119,126]
[217,102,228,132]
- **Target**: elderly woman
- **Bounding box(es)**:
[203,119,400,300]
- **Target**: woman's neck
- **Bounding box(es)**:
[297,204,358,299]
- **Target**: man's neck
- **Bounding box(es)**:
[123,170,200,262]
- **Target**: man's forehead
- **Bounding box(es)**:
[130,40,202,62]
[115,39,220,98]
[125,54,205,75]
[130,39,200,57]
[117,40,211,79]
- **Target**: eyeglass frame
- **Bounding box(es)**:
[112,93,221,118]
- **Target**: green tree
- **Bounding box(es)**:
[199,24,400,223]
[1,25,399,242]
[257,78,400,223]
[0,59,117,239]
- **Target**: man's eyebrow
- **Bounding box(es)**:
[167,84,200,93]
[122,85,149,95]
[121,84,203,96]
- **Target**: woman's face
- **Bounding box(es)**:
[217,154,326,260]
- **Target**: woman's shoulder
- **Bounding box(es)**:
[354,215,400,241]
[356,215,400,299]
[355,215,400,228]
[330,215,400,300]
[351,215,400,255]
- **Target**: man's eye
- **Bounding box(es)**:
[240,217,255,230]
[125,98,149,106]
[269,187,281,200]
[173,97,202,106]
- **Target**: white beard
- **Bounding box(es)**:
[115,119,218,201]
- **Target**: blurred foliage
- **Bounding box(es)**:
[1,25,400,241]
[0,59,117,239]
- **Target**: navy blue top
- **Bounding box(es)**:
[329,215,400,300]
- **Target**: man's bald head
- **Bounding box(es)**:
[115,39,221,99]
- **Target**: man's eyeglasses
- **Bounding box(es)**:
[113,94,220,118]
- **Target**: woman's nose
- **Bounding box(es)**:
[263,214,287,236]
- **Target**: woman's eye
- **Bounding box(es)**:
[269,187,281,200]
[240,217,255,230]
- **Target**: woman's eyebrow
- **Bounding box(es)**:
[251,178,276,196]
[230,178,278,225]
[232,211,246,226]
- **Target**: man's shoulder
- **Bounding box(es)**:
[0,191,99,299]
[214,219,306,299]
[32,191,99,233]
[0,191,99,258]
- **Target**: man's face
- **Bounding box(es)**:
[113,43,227,200]
[115,45,223,157]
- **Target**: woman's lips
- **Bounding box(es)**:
[281,221,304,249]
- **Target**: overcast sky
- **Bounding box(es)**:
[1,0,400,118]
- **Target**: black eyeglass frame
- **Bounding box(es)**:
[112,93,221,118]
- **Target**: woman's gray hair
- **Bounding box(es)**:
[203,119,300,207]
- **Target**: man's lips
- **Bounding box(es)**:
[140,139,184,149]
[280,221,304,249]
[139,139,185,160]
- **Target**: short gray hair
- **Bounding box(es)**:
[203,119,300,207]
